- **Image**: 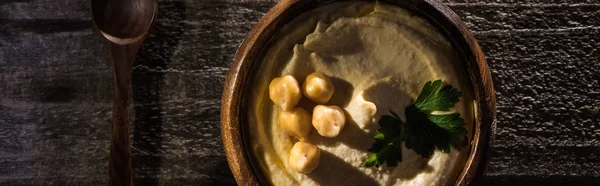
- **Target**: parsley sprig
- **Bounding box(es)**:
[362,80,468,168]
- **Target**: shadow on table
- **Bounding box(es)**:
[307,150,379,186]
[131,1,185,186]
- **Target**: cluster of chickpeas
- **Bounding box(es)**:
[269,72,346,174]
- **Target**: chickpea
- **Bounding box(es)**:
[288,141,320,173]
[302,72,334,104]
[269,75,301,110]
[279,108,312,140]
[312,105,346,138]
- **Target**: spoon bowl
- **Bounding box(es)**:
[92,0,157,44]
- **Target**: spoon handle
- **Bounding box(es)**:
[106,41,142,186]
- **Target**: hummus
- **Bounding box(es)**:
[246,2,474,185]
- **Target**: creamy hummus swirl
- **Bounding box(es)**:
[246,2,474,185]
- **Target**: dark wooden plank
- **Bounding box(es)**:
[1,0,271,185]
[450,4,600,31]
[441,0,598,4]
[479,29,600,178]
[483,175,600,186]
[0,0,599,185]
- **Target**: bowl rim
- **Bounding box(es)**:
[221,0,497,185]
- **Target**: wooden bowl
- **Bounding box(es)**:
[221,0,497,185]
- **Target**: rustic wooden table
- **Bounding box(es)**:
[1,0,599,185]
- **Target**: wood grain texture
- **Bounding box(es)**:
[0,0,599,185]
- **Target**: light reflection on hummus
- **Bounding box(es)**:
[246,2,474,185]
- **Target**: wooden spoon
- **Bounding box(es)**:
[91,0,157,185]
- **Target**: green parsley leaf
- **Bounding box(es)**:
[363,80,468,168]
[403,105,467,157]
[362,113,404,167]
[427,113,468,149]
[413,80,462,112]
